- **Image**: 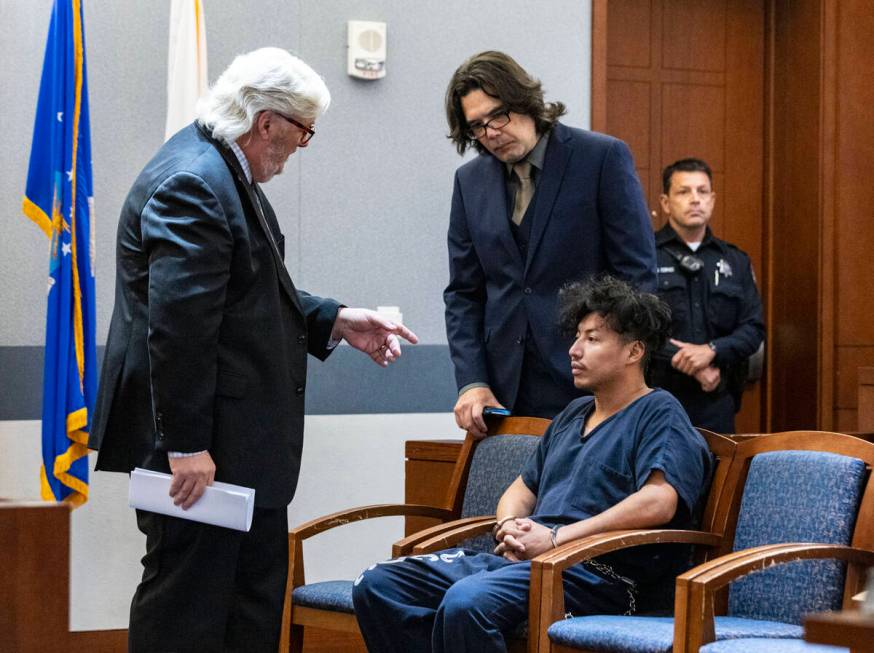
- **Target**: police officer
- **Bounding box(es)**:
[649,158,764,433]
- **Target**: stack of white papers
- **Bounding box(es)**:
[129,468,255,532]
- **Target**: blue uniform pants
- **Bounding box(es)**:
[352,548,630,653]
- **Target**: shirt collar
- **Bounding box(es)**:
[656,223,720,251]
[505,130,550,176]
[226,138,253,185]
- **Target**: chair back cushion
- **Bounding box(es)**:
[459,434,540,551]
[728,450,867,624]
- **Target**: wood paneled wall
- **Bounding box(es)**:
[593,0,765,432]
[595,0,874,431]
[768,0,874,431]
[766,0,824,430]
[830,0,874,430]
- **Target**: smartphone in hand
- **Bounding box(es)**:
[482,406,511,417]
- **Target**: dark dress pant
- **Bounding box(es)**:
[128,506,288,653]
[672,387,736,434]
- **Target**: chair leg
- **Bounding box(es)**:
[289,623,304,653]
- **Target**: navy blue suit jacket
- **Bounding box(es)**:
[443,123,656,411]
[90,123,341,507]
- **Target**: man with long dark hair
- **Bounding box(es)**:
[443,51,656,438]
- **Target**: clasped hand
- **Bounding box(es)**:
[670,338,716,376]
[493,517,554,562]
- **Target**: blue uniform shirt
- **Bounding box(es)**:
[521,389,713,581]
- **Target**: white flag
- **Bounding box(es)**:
[165,0,208,141]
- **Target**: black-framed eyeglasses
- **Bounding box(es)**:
[274,111,316,144]
[466,110,511,139]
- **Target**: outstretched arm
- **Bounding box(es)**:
[330,307,418,366]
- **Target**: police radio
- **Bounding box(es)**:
[664,247,704,275]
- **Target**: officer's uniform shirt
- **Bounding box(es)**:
[650,224,764,433]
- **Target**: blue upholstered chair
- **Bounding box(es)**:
[533,431,874,653]
[698,637,847,652]
[280,416,550,653]
[405,429,736,653]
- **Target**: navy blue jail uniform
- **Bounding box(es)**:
[352,390,713,653]
[650,224,765,433]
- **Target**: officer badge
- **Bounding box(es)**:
[716,259,733,278]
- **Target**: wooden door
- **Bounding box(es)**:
[592,0,766,432]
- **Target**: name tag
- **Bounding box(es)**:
[658,266,675,274]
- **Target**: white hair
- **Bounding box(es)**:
[196,47,331,142]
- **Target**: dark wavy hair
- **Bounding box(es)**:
[558,275,671,369]
[661,157,713,194]
[445,51,566,156]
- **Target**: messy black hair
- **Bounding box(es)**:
[558,275,671,369]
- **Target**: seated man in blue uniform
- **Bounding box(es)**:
[352,276,713,653]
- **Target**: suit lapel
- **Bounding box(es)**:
[201,125,305,315]
[525,125,572,274]
[481,157,524,268]
[248,182,305,315]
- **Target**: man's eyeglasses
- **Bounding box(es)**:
[466,111,511,139]
[274,112,316,145]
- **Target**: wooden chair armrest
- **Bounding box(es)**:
[289,503,454,541]
[676,542,799,582]
[530,529,721,653]
[675,544,874,653]
[286,503,455,594]
[411,518,498,554]
[537,529,722,574]
[393,516,494,557]
[683,543,874,592]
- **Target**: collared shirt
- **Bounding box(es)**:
[226,138,253,184]
[504,131,550,216]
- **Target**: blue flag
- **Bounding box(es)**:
[23,0,96,507]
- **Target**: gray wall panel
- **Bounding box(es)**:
[1,0,591,403]
[0,344,455,419]
[296,0,591,341]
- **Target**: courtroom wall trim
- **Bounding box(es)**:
[0,344,458,419]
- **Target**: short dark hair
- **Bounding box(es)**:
[445,51,567,156]
[558,275,671,369]
[661,158,713,194]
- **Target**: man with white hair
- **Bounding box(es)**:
[90,47,417,652]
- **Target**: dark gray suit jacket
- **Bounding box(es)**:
[90,123,340,508]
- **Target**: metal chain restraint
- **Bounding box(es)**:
[564,559,638,619]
